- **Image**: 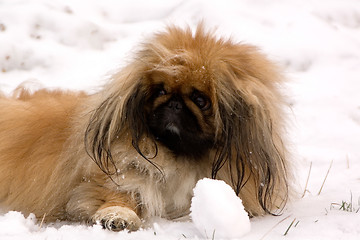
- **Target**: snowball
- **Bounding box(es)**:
[190,178,251,239]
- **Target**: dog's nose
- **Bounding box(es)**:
[168,100,183,112]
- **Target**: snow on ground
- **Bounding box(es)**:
[1,0,360,239]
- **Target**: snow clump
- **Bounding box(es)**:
[190,178,251,239]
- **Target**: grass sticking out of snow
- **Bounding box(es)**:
[331,193,360,213]
[317,160,333,196]
[283,218,297,236]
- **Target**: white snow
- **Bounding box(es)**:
[190,178,251,239]
[1,0,360,239]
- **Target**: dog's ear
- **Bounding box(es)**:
[121,84,154,158]
[212,44,289,215]
[84,77,149,176]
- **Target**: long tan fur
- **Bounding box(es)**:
[0,24,290,231]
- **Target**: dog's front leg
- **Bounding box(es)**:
[66,181,142,231]
[92,204,141,231]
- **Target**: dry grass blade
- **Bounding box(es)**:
[212,230,216,240]
[302,161,312,198]
[259,215,291,240]
[283,218,296,236]
[317,160,333,196]
[39,212,46,230]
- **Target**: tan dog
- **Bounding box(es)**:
[0,25,290,231]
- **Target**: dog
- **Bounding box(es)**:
[0,24,290,231]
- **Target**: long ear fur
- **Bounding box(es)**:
[84,91,126,176]
[213,44,289,215]
[84,71,161,178]
[84,67,149,176]
[122,84,160,163]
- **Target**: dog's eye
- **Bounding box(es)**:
[155,88,167,97]
[192,93,210,110]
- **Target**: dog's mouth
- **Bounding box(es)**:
[155,122,182,146]
[150,122,214,158]
[165,122,180,136]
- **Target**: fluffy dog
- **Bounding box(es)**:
[0,25,290,231]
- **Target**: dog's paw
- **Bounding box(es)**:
[92,206,141,231]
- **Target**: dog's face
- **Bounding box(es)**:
[143,69,216,157]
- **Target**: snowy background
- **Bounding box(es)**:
[1,0,360,239]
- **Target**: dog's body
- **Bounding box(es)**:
[0,25,290,231]
[0,90,82,219]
